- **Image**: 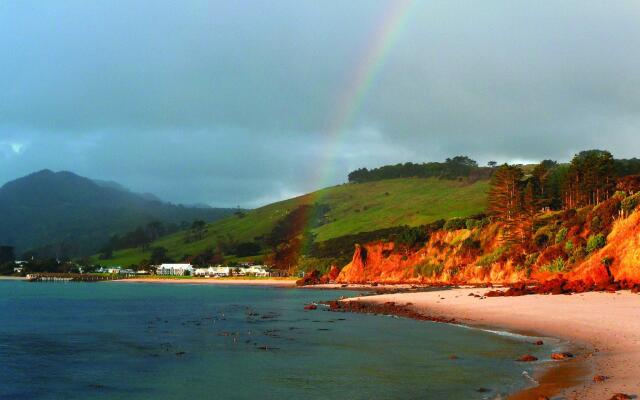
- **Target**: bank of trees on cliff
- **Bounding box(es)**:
[563,150,616,208]
[488,150,625,244]
[348,156,492,183]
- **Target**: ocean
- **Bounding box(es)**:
[0,280,550,399]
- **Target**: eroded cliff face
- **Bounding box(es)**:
[569,210,640,284]
[336,230,526,284]
[336,205,640,285]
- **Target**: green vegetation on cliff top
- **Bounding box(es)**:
[97,178,488,266]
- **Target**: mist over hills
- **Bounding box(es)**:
[0,169,236,257]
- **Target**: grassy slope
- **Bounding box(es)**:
[98,178,488,266]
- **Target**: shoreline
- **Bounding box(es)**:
[340,287,639,399]
[114,277,298,287]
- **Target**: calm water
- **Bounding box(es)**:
[0,281,549,399]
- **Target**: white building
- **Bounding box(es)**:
[240,265,270,277]
[157,263,194,276]
[209,266,231,277]
[96,266,123,274]
[193,268,209,277]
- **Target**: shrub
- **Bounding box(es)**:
[444,217,467,231]
[542,257,566,273]
[477,246,507,267]
[460,237,481,250]
[564,240,574,253]
[555,227,568,244]
[572,245,586,262]
[534,232,550,249]
[524,252,539,267]
[586,234,606,253]
[465,219,479,230]
[413,261,444,277]
[621,192,640,216]
[589,215,602,233]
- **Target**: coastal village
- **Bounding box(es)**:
[23,262,283,282]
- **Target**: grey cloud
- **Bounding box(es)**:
[1,1,639,206]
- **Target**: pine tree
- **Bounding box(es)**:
[488,164,524,244]
[517,182,539,243]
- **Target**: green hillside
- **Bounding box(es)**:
[97,178,489,266]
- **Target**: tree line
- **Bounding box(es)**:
[348,156,492,183]
[489,150,640,245]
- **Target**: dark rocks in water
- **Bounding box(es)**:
[551,352,574,360]
[476,387,491,393]
[317,328,330,331]
[516,354,538,362]
[257,345,280,351]
[296,270,321,286]
[533,340,544,346]
[592,375,608,382]
[175,351,186,356]
[609,394,632,400]
[322,300,456,324]
[448,355,459,360]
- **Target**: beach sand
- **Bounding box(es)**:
[118,277,297,287]
[343,287,640,399]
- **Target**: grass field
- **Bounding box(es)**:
[97,178,489,266]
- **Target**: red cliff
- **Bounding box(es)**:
[337,203,640,286]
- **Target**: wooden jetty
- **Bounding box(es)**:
[26,273,131,282]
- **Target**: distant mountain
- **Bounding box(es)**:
[93,179,163,202]
[0,170,237,257]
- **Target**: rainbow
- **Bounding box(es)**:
[282,0,417,265]
[308,0,416,196]
[315,0,416,192]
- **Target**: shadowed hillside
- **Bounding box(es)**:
[0,170,236,257]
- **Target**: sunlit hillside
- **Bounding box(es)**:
[98,178,489,266]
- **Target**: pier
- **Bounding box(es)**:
[26,273,131,282]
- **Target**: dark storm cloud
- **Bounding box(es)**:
[1,1,639,206]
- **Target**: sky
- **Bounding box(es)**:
[1,1,639,207]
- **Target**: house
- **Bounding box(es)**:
[193,268,209,277]
[13,260,27,274]
[209,266,231,277]
[241,265,270,277]
[96,266,124,274]
[120,268,136,275]
[157,263,194,276]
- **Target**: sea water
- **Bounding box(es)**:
[0,281,549,399]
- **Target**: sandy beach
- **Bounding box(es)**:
[118,277,297,287]
[343,287,640,399]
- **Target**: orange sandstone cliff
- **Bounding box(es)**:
[336,198,640,286]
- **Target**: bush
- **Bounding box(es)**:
[444,217,467,231]
[413,261,444,277]
[465,219,479,230]
[586,233,606,253]
[542,257,566,273]
[555,227,568,244]
[524,252,539,267]
[460,237,481,251]
[621,192,640,216]
[534,232,550,249]
[564,240,574,253]
[477,246,507,267]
